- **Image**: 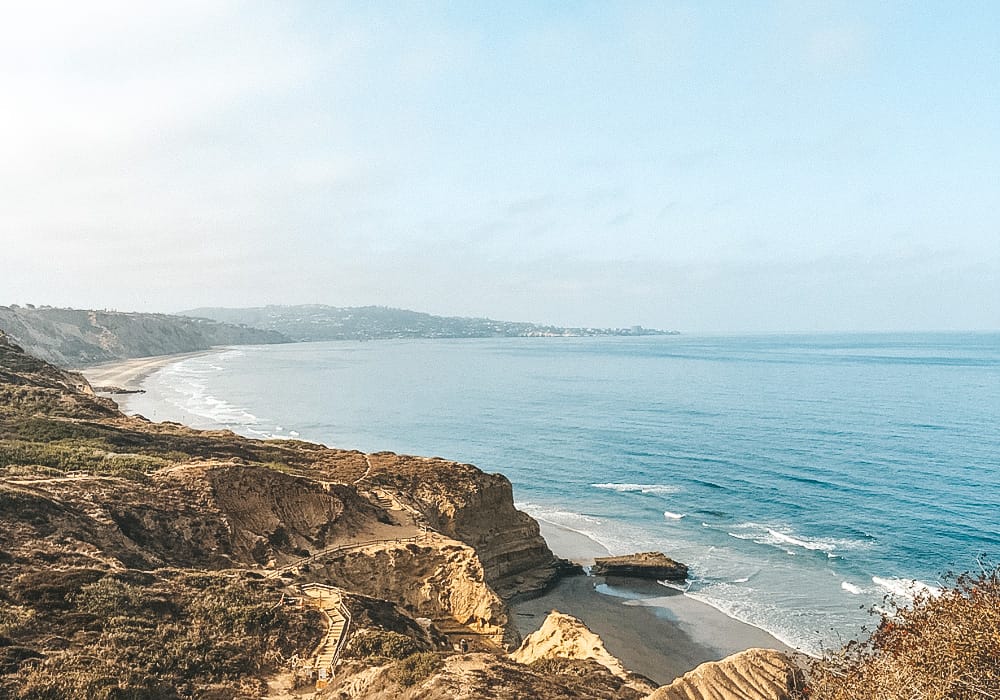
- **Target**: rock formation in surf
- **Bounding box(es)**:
[592,551,690,581]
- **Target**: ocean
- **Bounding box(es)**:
[122,333,1000,654]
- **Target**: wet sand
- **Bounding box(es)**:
[517,518,793,685]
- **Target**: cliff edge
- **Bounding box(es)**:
[0,305,287,367]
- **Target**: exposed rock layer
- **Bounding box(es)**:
[318,539,516,646]
[511,610,657,695]
[365,452,578,599]
[592,551,689,581]
[645,648,802,700]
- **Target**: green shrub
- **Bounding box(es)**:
[343,629,422,660]
[388,652,445,687]
[0,439,166,478]
[74,578,146,618]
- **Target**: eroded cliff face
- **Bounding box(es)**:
[0,461,390,574]
[365,452,571,599]
[314,537,516,647]
[201,464,385,565]
[511,611,658,695]
[644,648,803,700]
[0,305,287,367]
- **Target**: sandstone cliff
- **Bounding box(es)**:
[644,648,802,700]
[511,610,657,695]
[0,305,287,367]
[315,538,515,646]
[364,452,578,599]
[0,337,574,696]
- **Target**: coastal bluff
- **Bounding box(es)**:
[0,304,287,367]
[0,333,794,699]
[592,552,690,581]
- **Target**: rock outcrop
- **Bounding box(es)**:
[511,610,657,695]
[316,538,516,646]
[592,552,689,581]
[644,648,802,700]
[365,452,578,599]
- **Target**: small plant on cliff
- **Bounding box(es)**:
[344,629,423,661]
[800,565,1000,699]
[388,651,446,687]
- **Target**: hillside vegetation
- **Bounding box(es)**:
[799,567,1000,699]
[0,305,288,367]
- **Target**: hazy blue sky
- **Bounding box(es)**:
[2,1,998,331]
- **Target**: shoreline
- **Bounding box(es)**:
[528,516,794,684]
[81,350,798,684]
[78,349,221,392]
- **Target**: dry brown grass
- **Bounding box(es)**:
[801,566,1000,699]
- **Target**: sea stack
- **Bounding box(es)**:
[591,552,689,581]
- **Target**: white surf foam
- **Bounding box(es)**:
[592,482,681,495]
[841,581,864,595]
[872,576,942,599]
[157,356,262,428]
[663,511,686,520]
[727,522,865,557]
[657,580,689,592]
[516,503,623,554]
[767,528,836,552]
[683,584,821,657]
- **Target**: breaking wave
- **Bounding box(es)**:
[592,483,681,495]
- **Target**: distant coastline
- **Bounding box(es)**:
[180,304,679,342]
[0,303,678,370]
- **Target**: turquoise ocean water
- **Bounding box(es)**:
[124,334,1000,654]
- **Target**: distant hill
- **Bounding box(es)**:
[0,305,289,367]
[181,304,678,342]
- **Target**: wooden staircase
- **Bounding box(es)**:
[370,488,395,511]
[300,583,352,689]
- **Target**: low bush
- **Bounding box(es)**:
[388,652,446,687]
[343,629,422,661]
[801,567,1000,699]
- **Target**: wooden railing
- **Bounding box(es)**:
[331,598,353,672]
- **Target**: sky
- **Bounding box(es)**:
[1,1,998,332]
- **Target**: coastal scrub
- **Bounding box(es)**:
[801,566,1000,699]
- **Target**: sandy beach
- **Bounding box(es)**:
[520,517,794,685]
[78,350,217,390]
